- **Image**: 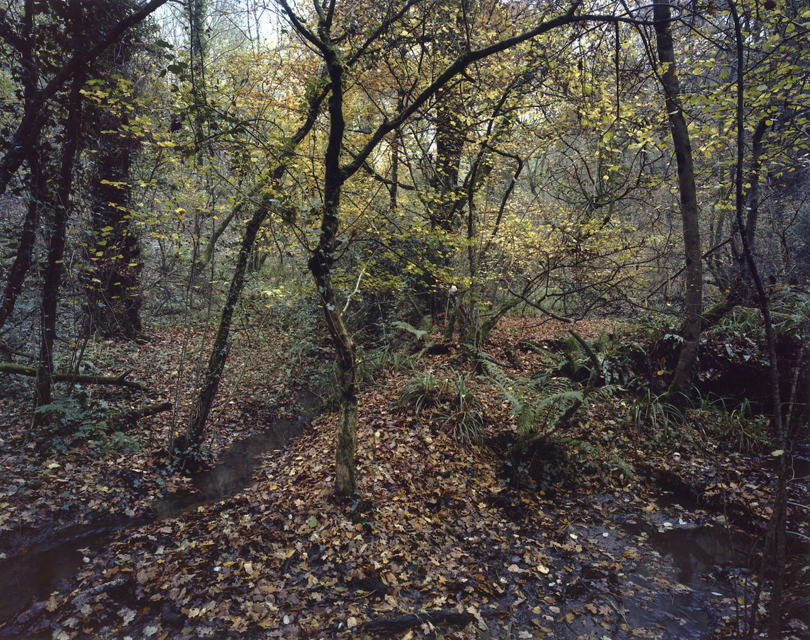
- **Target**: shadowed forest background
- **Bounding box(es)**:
[0,1,808,639]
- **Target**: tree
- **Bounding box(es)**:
[80,9,157,341]
[181,80,328,451]
[652,0,703,405]
[273,0,623,495]
[0,0,171,199]
[0,0,172,419]
[82,91,145,340]
[0,0,45,333]
[0,0,171,338]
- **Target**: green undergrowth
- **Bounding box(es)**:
[399,368,487,441]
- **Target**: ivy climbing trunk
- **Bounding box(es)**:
[425,5,466,321]
[84,110,143,340]
[654,1,703,405]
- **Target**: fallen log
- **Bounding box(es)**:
[363,610,475,634]
[116,402,172,429]
[125,401,172,420]
[0,363,146,391]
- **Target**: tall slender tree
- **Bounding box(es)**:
[34,1,86,420]
[652,0,703,405]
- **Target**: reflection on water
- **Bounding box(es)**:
[552,520,753,640]
[647,524,746,584]
[0,520,138,622]
[152,418,300,519]
[622,524,751,640]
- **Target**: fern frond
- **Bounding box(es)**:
[481,359,526,414]
[554,436,635,478]
[391,320,428,341]
[515,405,535,439]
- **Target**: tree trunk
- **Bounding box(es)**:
[0,0,42,332]
[33,55,84,422]
[1,362,146,390]
[724,5,786,636]
[84,110,143,340]
[182,198,269,450]
[0,147,43,331]
[182,85,327,450]
[425,26,466,319]
[654,1,703,406]
[310,256,359,496]
[309,28,359,496]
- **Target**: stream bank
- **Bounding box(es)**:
[4,393,804,640]
[0,386,321,629]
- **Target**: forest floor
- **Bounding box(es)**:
[0,317,808,640]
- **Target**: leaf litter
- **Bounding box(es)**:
[0,318,807,639]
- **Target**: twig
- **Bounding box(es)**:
[342,248,377,313]
[363,610,475,634]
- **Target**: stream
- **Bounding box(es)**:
[0,417,778,637]
[553,518,752,640]
[0,414,310,623]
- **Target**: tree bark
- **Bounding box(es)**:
[84,110,143,340]
[0,147,43,331]
[182,194,270,450]
[309,16,359,496]
[364,611,475,634]
[654,1,703,406]
[33,55,84,423]
[0,0,43,332]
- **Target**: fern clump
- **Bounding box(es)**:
[399,369,487,441]
[482,344,614,446]
[399,369,454,415]
[483,358,582,442]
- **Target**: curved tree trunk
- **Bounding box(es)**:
[0,1,43,333]
[0,148,43,332]
[182,195,270,450]
[654,1,703,406]
[310,22,359,496]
